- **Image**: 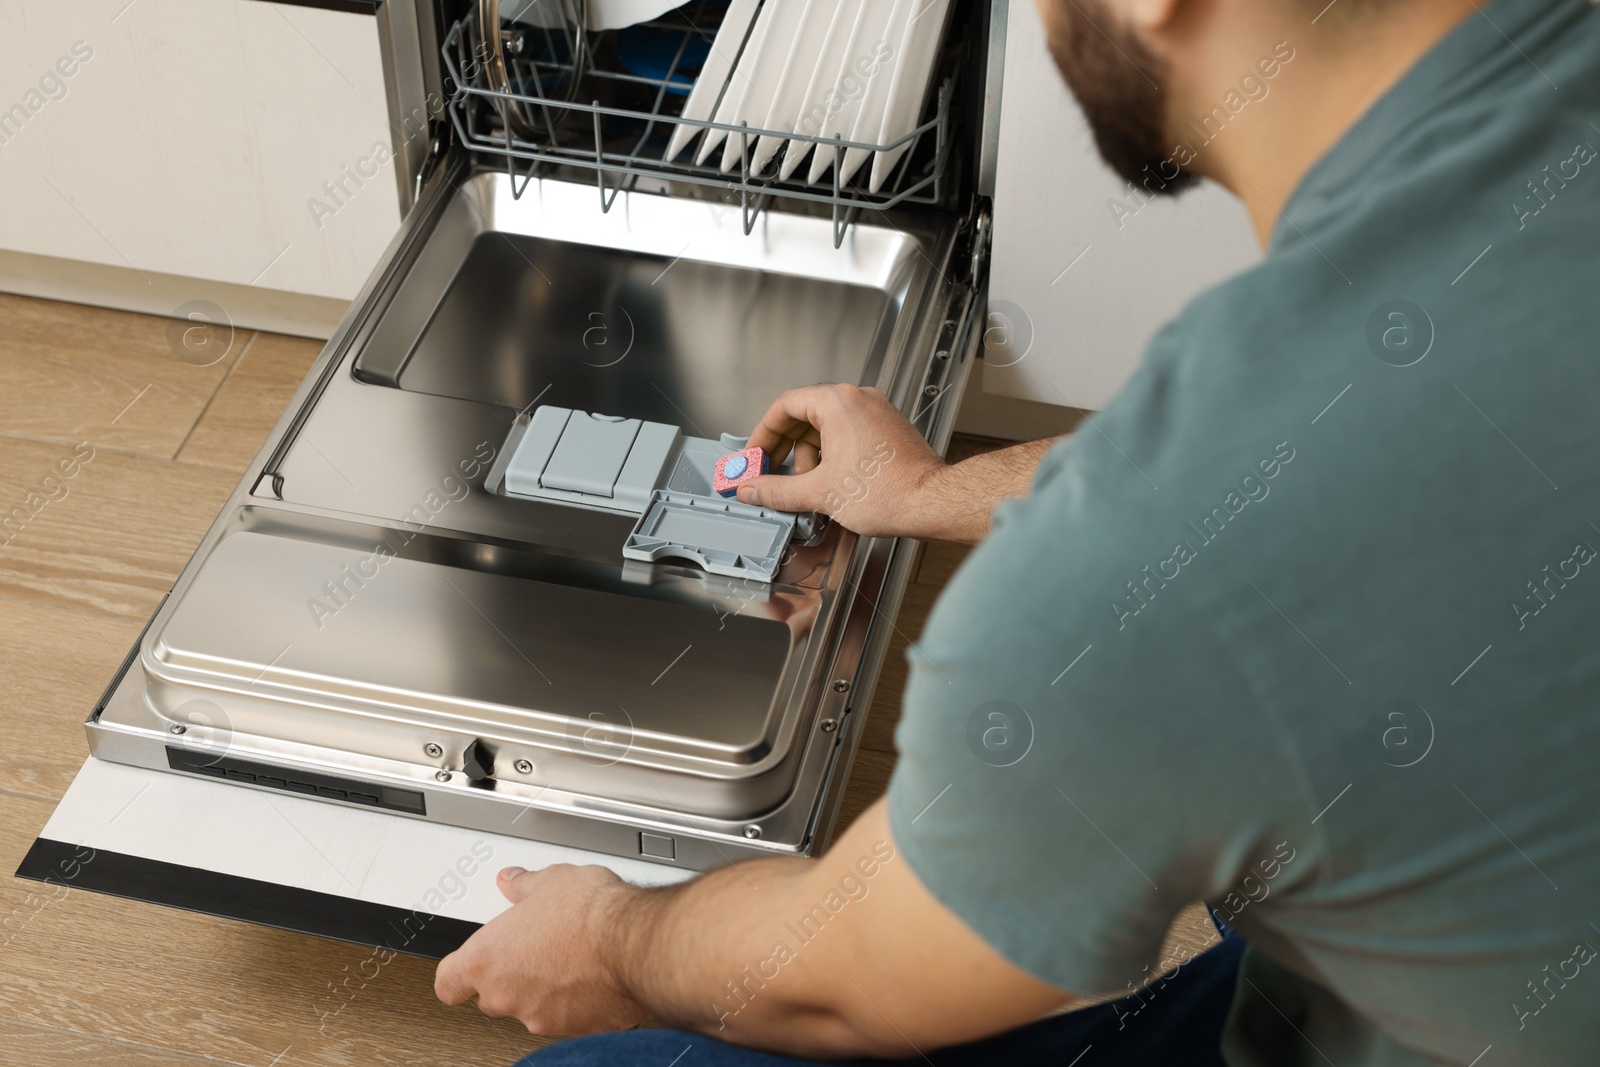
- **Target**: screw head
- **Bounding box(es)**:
[935,349,950,361]
[513,758,533,775]
[424,743,443,758]
[435,770,452,783]
[832,679,851,693]
[924,385,940,397]
[743,824,763,839]
[169,724,187,735]
[820,718,837,733]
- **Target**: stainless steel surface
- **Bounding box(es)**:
[369,224,893,427]
[376,0,430,215]
[89,163,979,867]
[269,172,925,556]
[978,0,1008,200]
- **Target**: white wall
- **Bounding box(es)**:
[984,0,1261,411]
[0,0,409,303]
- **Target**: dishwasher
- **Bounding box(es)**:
[18,0,1008,957]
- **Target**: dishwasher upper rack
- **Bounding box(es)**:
[440,4,957,247]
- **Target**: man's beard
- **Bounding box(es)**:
[1042,0,1198,195]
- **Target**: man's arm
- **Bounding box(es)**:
[435,799,1071,1057]
[738,384,1062,545]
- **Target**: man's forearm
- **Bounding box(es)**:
[910,436,1061,545]
[435,800,1069,1052]
[592,438,1066,1048]
[606,855,896,1057]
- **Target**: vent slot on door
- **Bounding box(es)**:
[166,747,426,815]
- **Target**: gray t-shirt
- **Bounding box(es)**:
[886,2,1600,1064]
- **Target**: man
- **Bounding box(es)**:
[436,0,1600,1062]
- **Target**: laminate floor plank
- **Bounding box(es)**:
[0,795,546,1067]
[0,597,142,803]
[178,333,326,473]
[0,435,237,622]
[0,1016,256,1067]
[913,540,973,588]
[0,292,243,459]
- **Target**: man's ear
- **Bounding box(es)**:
[1127,0,1183,33]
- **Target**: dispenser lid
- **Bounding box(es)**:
[623,491,796,582]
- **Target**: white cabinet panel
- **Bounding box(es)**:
[985,0,1260,411]
[0,0,408,302]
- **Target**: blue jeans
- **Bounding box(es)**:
[521,921,1244,1067]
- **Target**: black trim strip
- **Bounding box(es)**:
[15,838,479,960]
[243,0,382,15]
[166,746,427,816]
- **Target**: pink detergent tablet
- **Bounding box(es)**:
[714,446,768,498]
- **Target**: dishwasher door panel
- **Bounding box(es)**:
[85,164,975,874]
[145,522,813,818]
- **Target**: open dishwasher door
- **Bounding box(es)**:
[17,0,1001,953]
[18,163,984,953]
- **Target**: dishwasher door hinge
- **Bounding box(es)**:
[412,120,450,207]
[968,205,993,291]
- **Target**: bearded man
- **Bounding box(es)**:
[436,2,1600,1064]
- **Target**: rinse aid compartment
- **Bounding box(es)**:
[86,170,978,868]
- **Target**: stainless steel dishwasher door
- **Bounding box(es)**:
[88,167,976,869]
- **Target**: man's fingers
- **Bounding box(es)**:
[747,385,843,456]
[792,439,821,474]
[756,424,796,467]
[736,470,830,514]
[754,421,818,469]
[497,865,532,903]
[434,952,477,1007]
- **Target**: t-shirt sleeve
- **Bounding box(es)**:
[885,415,1319,996]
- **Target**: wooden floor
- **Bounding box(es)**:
[0,292,1215,1066]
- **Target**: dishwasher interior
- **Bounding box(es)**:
[82,0,1001,873]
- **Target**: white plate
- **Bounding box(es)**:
[716,0,813,172]
[838,0,910,187]
[666,0,762,163]
[778,0,862,181]
[750,0,845,177]
[868,0,950,192]
[503,0,687,32]
[696,0,777,165]
[805,0,902,185]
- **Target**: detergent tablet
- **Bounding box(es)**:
[714,446,768,498]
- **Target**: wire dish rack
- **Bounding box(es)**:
[442,1,957,246]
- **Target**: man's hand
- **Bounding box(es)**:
[434,801,1069,1056]
[739,384,946,538]
[434,864,645,1035]
[742,383,1065,545]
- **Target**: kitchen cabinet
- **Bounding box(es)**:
[0,0,430,336]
